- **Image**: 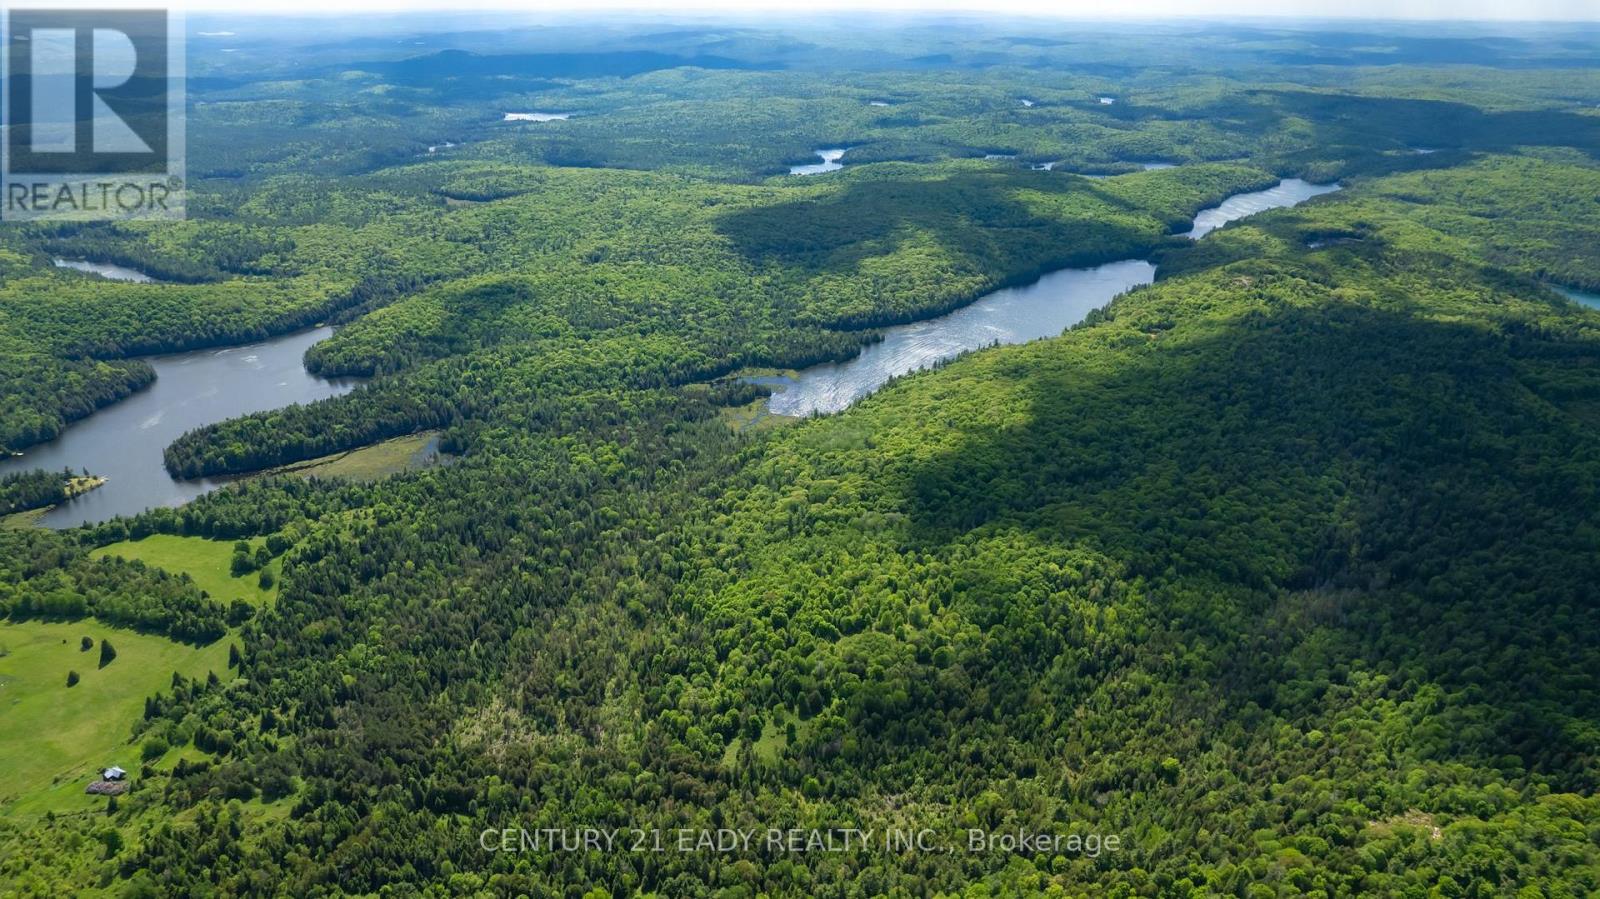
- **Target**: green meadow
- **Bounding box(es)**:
[0,619,230,817]
[0,535,265,816]
[261,430,444,482]
[90,535,278,608]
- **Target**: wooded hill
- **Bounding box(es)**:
[2,18,1599,897]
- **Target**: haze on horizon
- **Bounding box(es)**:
[180,0,1600,23]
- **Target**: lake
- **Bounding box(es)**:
[504,112,569,122]
[1556,286,1600,310]
[765,260,1156,416]
[763,178,1341,417]
[1,326,359,528]
[20,178,1341,523]
[53,258,157,283]
[1079,162,1175,180]
[1185,179,1340,240]
[790,148,847,176]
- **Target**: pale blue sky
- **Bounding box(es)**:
[181,0,1600,22]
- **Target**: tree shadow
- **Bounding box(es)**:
[712,168,1158,327]
[901,287,1600,786]
[1257,90,1600,157]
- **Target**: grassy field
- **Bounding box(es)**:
[262,430,444,482]
[0,532,284,816]
[0,619,231,817]
[720,711,811,768]
[91,534,278,607]
[720,398,800,433]
[0,508,48,529]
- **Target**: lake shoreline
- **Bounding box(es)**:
[18,178,1341,524]
[0,322,361,529]
[757,178,1342,418]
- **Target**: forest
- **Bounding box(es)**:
[0,470,78,516]
[1,12,1599,899]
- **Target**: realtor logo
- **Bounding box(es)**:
[1,4,184,220]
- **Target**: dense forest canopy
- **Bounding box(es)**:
[1,12,1599,898]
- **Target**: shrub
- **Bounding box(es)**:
[227,599,254,626]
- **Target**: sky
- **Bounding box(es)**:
[173,0,1600,22]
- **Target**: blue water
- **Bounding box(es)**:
[1,324,358,528]
[790,148,847,176]
[1556,286,1600,310]
[1185,179,1341,240]
[765,179,1343,417]
[766,260,1157,416]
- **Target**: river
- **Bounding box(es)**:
[761,178,1341,417]
[1,325,358,528]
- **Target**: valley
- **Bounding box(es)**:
[0,12,1597,898]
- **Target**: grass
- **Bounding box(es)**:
[0,533,283,814]
[720,712,811,767]
[719,369,804,433]
[0,619,231,817]
[1,508,49,529]
[91,534,278,607]
[259,430,444,482]
[63,476,106,499]
[720,398,798,433]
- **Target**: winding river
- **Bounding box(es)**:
[762,178,1341,416]
[1,322,357,528]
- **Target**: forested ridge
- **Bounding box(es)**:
[2,14,1600,899]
